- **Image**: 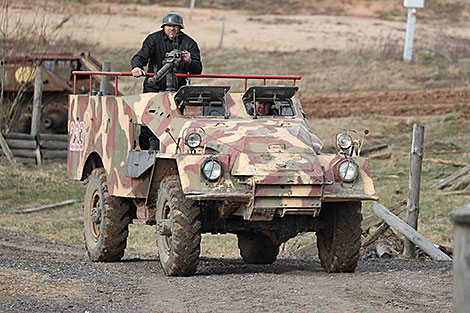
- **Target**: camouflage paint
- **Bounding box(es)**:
[68,86,377,221]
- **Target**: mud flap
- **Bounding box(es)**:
[126,150,156,178]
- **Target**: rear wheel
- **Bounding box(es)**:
[316,202,362,272]
[237,232,279,264]
[83,168,129,262]
[156,176,201,276]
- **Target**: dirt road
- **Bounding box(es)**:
[0,228,452,312]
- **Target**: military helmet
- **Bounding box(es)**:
[161,12,184,29]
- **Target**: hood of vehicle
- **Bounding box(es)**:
[199,120,325,183]
[202,120,322,151]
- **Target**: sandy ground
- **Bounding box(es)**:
[9,1,470,53]
[0,227,453,312]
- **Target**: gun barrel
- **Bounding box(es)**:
[148,62,173,85]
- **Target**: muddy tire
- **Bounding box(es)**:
[156,176,201,276]
[316,202,362,273]
[83,168,130,262]
[237,232,279,264]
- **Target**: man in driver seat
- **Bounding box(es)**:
[252,101,277,116]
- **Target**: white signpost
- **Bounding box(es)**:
[403,0,425,62]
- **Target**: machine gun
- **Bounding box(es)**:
[148,49,182,92]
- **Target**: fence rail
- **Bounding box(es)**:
[0,132,68,164]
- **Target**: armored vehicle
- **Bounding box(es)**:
[68,71,377,276]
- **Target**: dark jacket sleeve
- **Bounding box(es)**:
[185,38,203,74]
[131,34,155,70]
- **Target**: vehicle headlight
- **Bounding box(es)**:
[186,132,202,149]
[338,160,359,183]
[337,133,352,150]
[201,158,223,182]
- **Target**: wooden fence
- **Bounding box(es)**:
[0,132,67,164]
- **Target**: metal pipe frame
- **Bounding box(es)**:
[72,71,302,96]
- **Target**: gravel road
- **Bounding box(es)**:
[0,228,452,312]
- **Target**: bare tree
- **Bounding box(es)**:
[0,0,7,131]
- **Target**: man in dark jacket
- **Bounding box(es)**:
[131,12,203,150]
[131,12,202,92]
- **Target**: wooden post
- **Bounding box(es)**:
[35,145,42,166]
[189,0,196,19]
[30,65,43,137]
[371,202,451,261]
[0,132,17,165]
[0,95,2,131]
[0,60,4,131]
[16,199,78,214]
[450,203,470,313]
[404,124,425,258]
[217,16,225,49]
[99,60,111,96]
[403,8,417,62]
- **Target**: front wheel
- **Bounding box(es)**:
[316,202,362,273]
[83,168,130,262]
[156,176,201,276]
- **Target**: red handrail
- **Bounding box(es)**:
[72,71,301,96]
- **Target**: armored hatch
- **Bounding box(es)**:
[174,85,230,117]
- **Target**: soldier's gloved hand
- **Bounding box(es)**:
[181,51,191,64]
[131,67,146,77]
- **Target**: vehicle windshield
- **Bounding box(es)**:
[174,85,229,117]
[178,99,226,117]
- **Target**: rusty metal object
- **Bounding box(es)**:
[42,107,67,132]
[1,52,117,134]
